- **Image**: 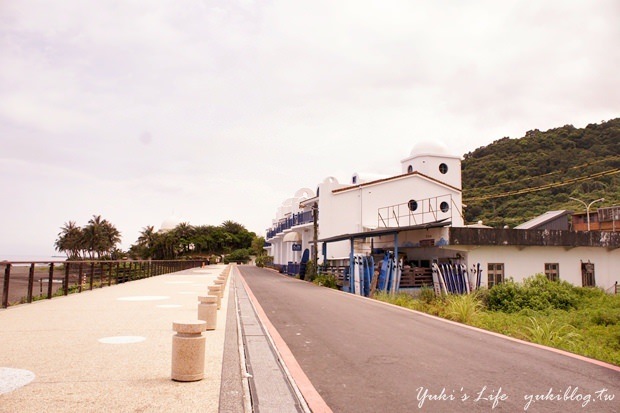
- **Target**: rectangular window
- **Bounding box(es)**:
[544,263,559,281]
[581,262,596,287]
[487,263,504,288]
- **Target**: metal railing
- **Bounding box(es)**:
[266,210,314,239]
[1,259,204,308]
[377,195,462,228]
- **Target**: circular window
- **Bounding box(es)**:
[408,200,418,212]
[440,202,449,213]
[407,165,413,173]
[439,163,448,174]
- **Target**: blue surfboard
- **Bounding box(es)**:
[378,252,389,291]
[299,248,310,280]
[386,252,394,293]
[368,256,374,296]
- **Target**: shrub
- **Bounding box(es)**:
[255,255,273,268]
[305,260,317,282]
[591,310,620,326]
[224,248,251,264]
[313,273,338,289]
[486,274,579,313]
[418,286,436,304]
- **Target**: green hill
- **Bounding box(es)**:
[461,118,620,227]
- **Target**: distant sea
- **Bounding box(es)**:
[0,254,68,263]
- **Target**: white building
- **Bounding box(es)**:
[265,144,620,292]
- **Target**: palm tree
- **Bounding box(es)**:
[82,215,103,259]
[55,221,83,259]
[82,215,121,259]
[101,220,121,258]
[135,225,157,258]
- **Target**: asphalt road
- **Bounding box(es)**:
[238,266,620,413]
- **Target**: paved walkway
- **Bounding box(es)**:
[0,264,235,412]
[0,264,308,413]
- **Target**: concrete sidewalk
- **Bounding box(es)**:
[0,264,233,413]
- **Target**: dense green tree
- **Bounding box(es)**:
[129,220,261,260]
[462,118,620,227]
[251,236,266,256]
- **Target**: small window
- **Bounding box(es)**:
[544,263,559,281]
[581,262,595,287]
[440,201,449,213]
[408,199,418,212]
[407,165,413,173]
[439,163,448,174]
[352,176,357,184]
[488,263,504,287]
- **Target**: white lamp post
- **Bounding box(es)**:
[569,197,605,231]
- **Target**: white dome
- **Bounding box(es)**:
[409,141,450,157]
[294,188,315,199]
[323,176,339,184]
[160,214,181,232]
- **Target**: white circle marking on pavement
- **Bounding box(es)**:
[0,368,36,395]
[117,296,170,301]
[98,336,146,344]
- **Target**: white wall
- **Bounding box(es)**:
[464,246,619,290]
[401,154,462,189]
[319,174,463,241]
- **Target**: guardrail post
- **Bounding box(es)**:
[78,262,84,293]
[89,262,95,290]
[2,263,11,308]
[27,263,35,303]
[47,263,54,299]
[64,263,70,295]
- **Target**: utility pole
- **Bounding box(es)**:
[312,202,318,273]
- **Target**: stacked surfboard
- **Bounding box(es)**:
[431,263,482,295]
[350,254,374,297]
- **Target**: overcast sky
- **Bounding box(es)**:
[1,0,619,257]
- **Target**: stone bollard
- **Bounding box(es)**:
[214,278,225,293]
[207,285,222,309]
[198,295,218,330]
[171,320,207,382]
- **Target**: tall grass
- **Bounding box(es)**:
[372,275,620,366]
[444,293,483,324]
[522,317,581,349]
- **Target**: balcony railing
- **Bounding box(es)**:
[1,259,204,308]
[266,210,314,239]
[377,195,461,228]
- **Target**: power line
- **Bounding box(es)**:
[464,168,620,202]
[463,155,619,193]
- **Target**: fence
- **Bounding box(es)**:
[1,259,204,308]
